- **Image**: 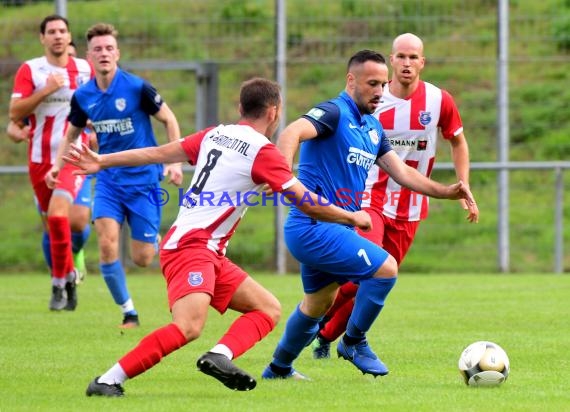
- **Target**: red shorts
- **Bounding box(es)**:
[30,162,86,213]
[357,207,420,266]
[160,247,248,313]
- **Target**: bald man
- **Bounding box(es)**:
[312,33,479,360]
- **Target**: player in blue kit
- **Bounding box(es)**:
[51,22,183,327]
[262,50,477,379]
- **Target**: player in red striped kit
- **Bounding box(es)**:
[64,77,372,396]
[8,40,95,285]
[312,33,480,358]
[9,15,93,311]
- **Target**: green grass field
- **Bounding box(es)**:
[1,272,568,412]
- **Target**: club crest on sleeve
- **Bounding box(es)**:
[115,98,126,112]
[419,111,431,126]
[306,107,325,120]
[188,272,204,286]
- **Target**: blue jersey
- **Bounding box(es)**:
[290,91,392,217]
[68,69,163,185]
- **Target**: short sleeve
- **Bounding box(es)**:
[376,130,393,159]
[140,80,163,116]
[67,94,89,128]
[11,64,34,99]
[251,144,297,192]
[439,89,463,139]
[180,127,213,165]
[301,101,340,138]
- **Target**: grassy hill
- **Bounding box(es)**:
[0,0,569,273]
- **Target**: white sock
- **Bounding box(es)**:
[120,298,135,314]
[66,270,76,283]
[209,344,233,360]
[52,277,66,288]
[98,363,128,385]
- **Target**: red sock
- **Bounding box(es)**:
[324,281,359,318]
[118,323,187,379]
[218,310,275,359]
[321,298,354,342]
[47,216,73,279]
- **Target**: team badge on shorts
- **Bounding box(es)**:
[188,272,204,286]
[419,111,432,126]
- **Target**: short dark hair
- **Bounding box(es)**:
[240,77,281,119]
[347,49,386,71]
[86,23,118,42]
[40,15,69,35]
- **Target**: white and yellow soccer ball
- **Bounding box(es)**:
[458,341,510,387]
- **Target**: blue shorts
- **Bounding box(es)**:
[73,175,93,207]
[92,181,161,244]
[284,216,390,293]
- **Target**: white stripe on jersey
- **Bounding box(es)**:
[12,56,92,164]
[163,123,295,255]
[364,81,461,221]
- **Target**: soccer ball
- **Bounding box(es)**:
[458,341,510,387]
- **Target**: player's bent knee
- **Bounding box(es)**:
[98,240,119,262]
[69,209,91,232]
[131,241,156,267]
[132,253,155,267]
[69,221,88,232]
[372,254,398,279]
[262,297,281,325]
[175,322,203,342]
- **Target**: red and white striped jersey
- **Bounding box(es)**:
[362,80,463,221]
[162,122,297,255]
[11,56,93,165]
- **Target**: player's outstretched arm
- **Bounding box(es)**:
[62,143,102,175]
[281,180,372,231]
[64,140,188,174]
[377,151,477,214]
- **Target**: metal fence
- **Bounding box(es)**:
[0,162,568,273]
[1,0,569,273]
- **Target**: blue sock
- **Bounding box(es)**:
[346,277,397,340]
[100,260,131,307]
[71,225,91,254]
[271,305,322,368]
[42,231,52,270]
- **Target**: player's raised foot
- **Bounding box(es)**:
[197,352,257,391]
[119,313,140,329]
[312,335,331,359]
[49,285,67,311]
[337,339,389,377]
[73,249,87,284]
[86,377,125,397]
[64,269,79,311]
[261,364,311,380]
